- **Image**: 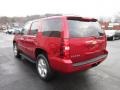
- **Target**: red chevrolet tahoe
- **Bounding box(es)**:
[13,16,108,81]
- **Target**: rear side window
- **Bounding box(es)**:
[42,18,62,37]
[67,19,104,38]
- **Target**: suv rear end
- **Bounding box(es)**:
[13,16,108,80]
[50,16,108,73]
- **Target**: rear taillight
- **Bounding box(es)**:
[60,38,70,59]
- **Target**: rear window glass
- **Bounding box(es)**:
[67,20,104,38]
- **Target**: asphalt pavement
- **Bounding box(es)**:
[0,32,120,90]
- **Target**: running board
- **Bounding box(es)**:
[20,53,36,63]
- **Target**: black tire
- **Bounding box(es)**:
[118,36,120,39]
[13,43,21,58]
[111,36,115,41]
[36,54,54,81]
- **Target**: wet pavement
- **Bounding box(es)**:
[0,32,120,90]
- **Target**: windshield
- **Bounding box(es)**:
[67,20,104,38]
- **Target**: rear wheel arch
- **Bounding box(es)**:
[35,48,54,71]
[35,48,48,60]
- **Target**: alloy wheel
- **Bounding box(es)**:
[38,58,47,78]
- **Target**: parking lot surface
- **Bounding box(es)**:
[0,32,120,90]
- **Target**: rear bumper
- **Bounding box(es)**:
[50,54,108,73]
[73,54,107,67]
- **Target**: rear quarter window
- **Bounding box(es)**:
[42,18,62,37]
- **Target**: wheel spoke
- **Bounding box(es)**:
[43,68,47,74]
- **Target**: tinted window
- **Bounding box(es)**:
[68,20,104,38]
[30,21,39,35]
[22,22,32,35]
[42,18,62,37]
